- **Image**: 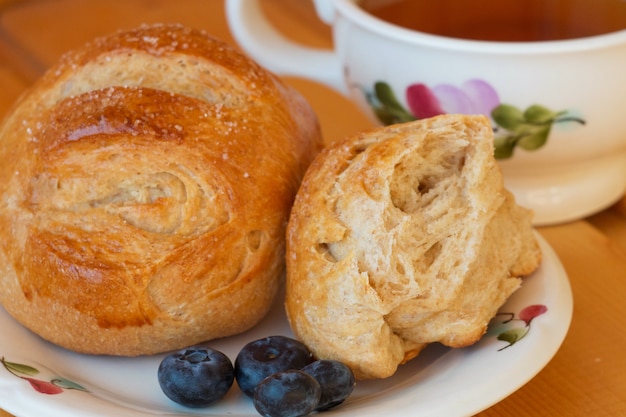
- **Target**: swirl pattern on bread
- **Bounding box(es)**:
[0,24,322,355]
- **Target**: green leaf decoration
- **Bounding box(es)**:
[523,105,561,123]
[358,81,586,159]
[491,103,585,159]
[497,327,529,350]
[373,107,409,126]
[51,377,89,392]
[492,104,525,130]
[517,125,551,150]
[371,82,416,125]
[374,82,406,112]
[493,135,517,159]
[1,358,40,377]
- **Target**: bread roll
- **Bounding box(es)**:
[285,114,541,379]
[0,24,322,355]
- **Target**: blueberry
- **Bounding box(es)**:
[301,360,355,411]
[253,370,321,417]
[157,346,234,408]
[235,335,313,397]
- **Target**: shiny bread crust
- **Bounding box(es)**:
[0,24,322,355]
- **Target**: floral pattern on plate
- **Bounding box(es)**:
[1,304,547,397]
[1,357,88,395]
[0,233,573,417]
[488,304,548,350]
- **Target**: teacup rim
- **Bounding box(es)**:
[336,0,626,54]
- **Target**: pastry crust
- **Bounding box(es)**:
[285,114,541,379]
[0,24,322,355]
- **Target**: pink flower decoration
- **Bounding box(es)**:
[406,79,500,119]
[519,304,548,325]
[1,357,88,395]
[24,377,64,395]
[431,84,476,114]
[406,83,445,119]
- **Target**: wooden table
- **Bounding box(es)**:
[1,1,625,416]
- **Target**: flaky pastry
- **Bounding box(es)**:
[285,114,541,379]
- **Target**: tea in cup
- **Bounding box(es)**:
[226,0,626,225]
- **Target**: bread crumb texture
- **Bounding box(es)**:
[285,114,541,379]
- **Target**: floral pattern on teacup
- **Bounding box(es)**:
[360,80,585,159]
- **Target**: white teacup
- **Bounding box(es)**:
[226,0,626,225]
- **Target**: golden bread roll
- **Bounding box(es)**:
[0,24,322,355]
[285,114,541,379]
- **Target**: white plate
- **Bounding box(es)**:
[0,233,572,417]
